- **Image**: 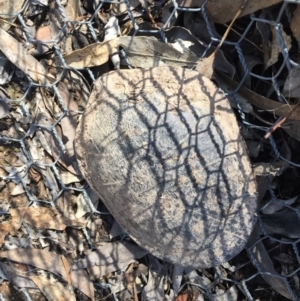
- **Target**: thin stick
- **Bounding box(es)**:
[215,0,249,53]
[264,100,300,139]
[0,16,19,28]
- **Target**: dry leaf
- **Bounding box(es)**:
[237,55,263,89]
[0,249,68,280]
[75,193,91,218]
[176,0,205,6]
[0,99,10,119]
[205,0,283,24]
[109,220,124,239]
[0,219,20,246]
[176,291,201,301]
[256,11,272,67]
[56,82,78,159]
[60,171,82,185]
[119,36,198,68]
[111,0,140,16]
[261,207,300,238]
[213,287,238,301]
[74,241,148,270]
[0,0,25,30]
[104,16,120,41]
[161,2,178,28]
[266,25,291,69]
[247,224,297,300]
[48,0,73,54]
[216,71,300,120]
[283,66,300,98]
[64,0,83,21]
[73,241,148,280]
[142,270,165,301]
[35,25,52,41]
[0,27,52,84]
[0,262,37,289]
[196,3,244,79]
[29,275,76,301]
[260,196,297,215]
[195,55,214,79]
[70,269,94,300]
[35,112,78,175]
[282,120,300,142]
[183,10,221,45]
[175,292,189,301]
[165,27,235,77]
[9,207,86,230]
[63,38,119,68]
[172,265,184,296]
[10,182,25,196]
[63,36,199,69]
[290,4,300,43]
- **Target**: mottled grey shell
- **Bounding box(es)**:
[75,67,257,268]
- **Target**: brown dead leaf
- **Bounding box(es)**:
[176,292,190,301]
[290,5,300,43]
[260,196,297,215]
[196,1,246,79]
[0,261,37,289]
[0,27,53,84]
[64,0,83,21]
[61,256,72,285]
[112,0,140,16]
[70,269,94,300]
[195,56,214,79]
[0,249,68,280]
[172,265,184,296]
[63,36,199,69]
[0,21,79,170]
[56,81,78,160]
[63,38,120,68]
[0,0,25,30]
[60,171,82,185]
[73,241,148,280]
[0,97,10,118]
[283,66,300,98]
[0,211,22,246]
[119,36,198,68]
[142,269,165,301]
[176,0,205,6]
[216,71,300,120]
[29,166,42,182]
[35,25,52,41]
[35,25,55,54]
[125,262,139,301]
[29,274,76,301]
[265,25,291,69]
[74,241,148,270]
[247,224,297,300]
[9,207,86,231]
[261,207,300,238]
[35,111,78,175]
[283,120,300,142]
[206,0,283,24]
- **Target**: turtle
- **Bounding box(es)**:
[75,66,258,268]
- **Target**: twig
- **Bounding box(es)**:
[264,100,300,138]
[215,0,249,53]
[197,0,249,77]
[221,23,263,52]
[0,16,20,28]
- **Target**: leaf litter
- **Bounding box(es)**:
[1,0,300,300]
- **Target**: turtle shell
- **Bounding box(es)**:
[75,67,257,268]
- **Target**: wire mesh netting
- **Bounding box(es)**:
[1,0,300,300]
